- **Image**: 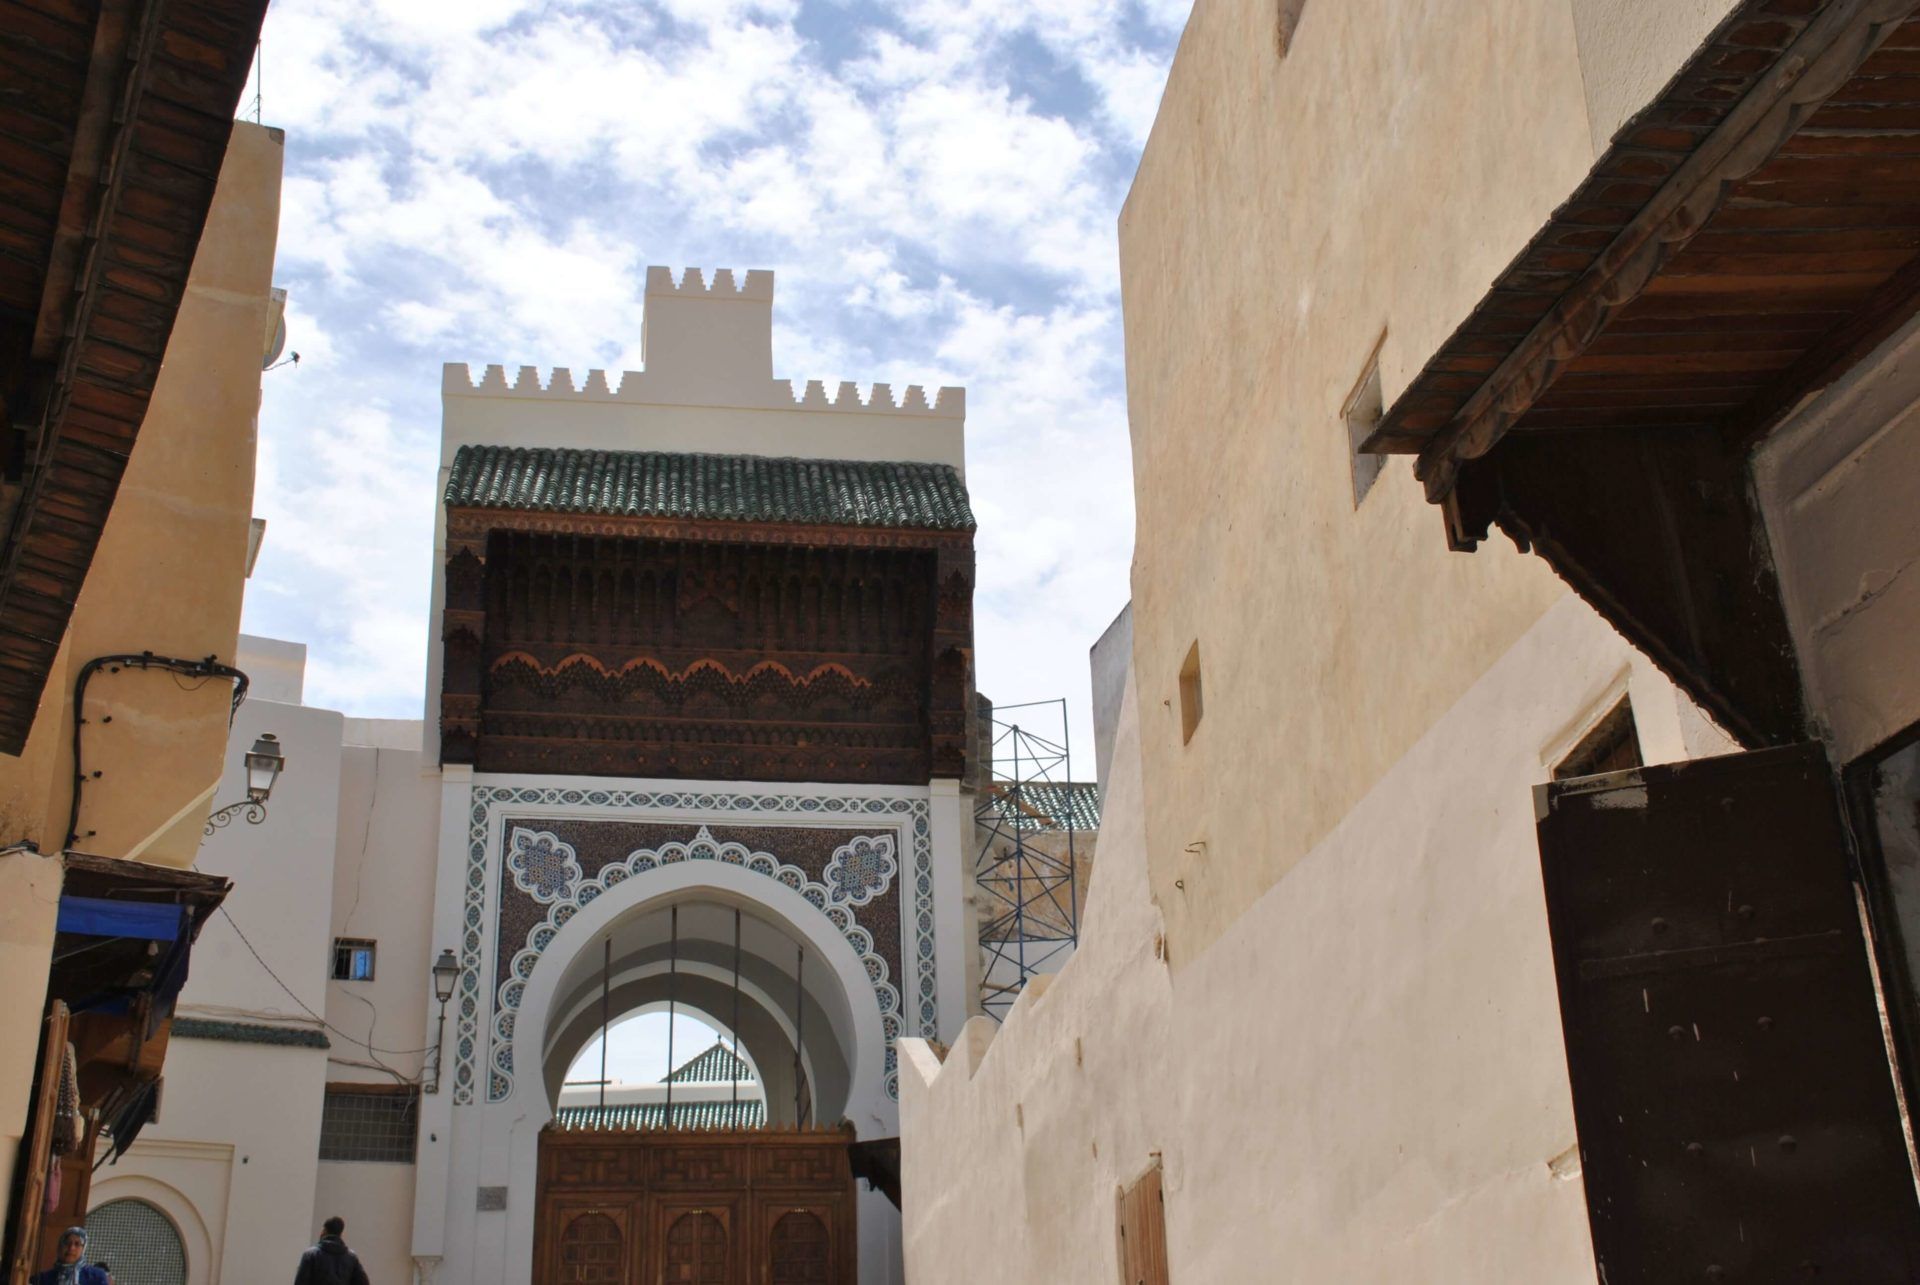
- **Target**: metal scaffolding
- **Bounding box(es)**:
[974,698,1088,1022]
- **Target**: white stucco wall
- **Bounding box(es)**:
[902,593,1733,1283]
[1753,310,1920,766]
[97,664,450,1284]
[102,1037,329,1284]
[1568,0,1739,153]
[324,730,440,1088]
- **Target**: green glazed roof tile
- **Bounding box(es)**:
[446,445,975,532]
[552,1099,768,1131]
[667,1042,756,1084]
[979,781,1102,832]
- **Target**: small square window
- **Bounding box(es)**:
[1178,642,1204,745]
[332,938,376,982]
[1554,697,1643,781]
[1277,0,1308,56]
[1345,353,1387,508]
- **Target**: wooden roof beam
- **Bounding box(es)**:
[29,0,138,364]
[1390,0,1920,510]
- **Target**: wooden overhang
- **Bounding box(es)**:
[0,0,269,755]
[1369,0,1920,749]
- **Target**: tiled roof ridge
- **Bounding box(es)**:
[981,780,1102,831]
[445,444,976,532]
[667,1041,757,1084]
[173,1017,330,1050]
[552,1098,768,1131]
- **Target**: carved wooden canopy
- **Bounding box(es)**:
[0,0,270,753]
[1370,0,1920,748]
[439,448,976,785]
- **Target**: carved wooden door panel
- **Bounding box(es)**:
[660,1207,730,1285]
[767,1208,833,1285]
[553,1208,627,1285]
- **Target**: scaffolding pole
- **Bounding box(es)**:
[974,697,1090,1022]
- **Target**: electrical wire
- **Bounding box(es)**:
[216,905,436,1056]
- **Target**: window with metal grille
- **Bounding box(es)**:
[85,1197,186,1285]
[318,1086,417,1163]
[1553,696,1643,781]
[331,938,376,981]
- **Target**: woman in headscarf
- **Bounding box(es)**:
[29,1227,109,1285]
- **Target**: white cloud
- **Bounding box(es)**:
[243,0,1179,764]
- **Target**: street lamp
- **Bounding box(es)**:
[426,948,460,1095]
[204,734,286,835]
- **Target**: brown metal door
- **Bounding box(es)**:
[1537,742,1920,1282]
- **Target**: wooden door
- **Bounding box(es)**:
[534,1129,855,1285]
[551,1207,628,1285]
[1115,1161,1169,1285]
[1537,743,1920,1281]
[658,1205,730,1285]
[767,1207,833,1285]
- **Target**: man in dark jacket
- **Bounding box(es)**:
[29,1227,109,1285]
[293,1216,370,1285]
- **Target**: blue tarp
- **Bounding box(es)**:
[55,895,186,941]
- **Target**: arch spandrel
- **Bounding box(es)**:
[509,853,894,1134]
[454,783,935,1113]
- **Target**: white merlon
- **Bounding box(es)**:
[439,265,967,474]
[441,362,963,417]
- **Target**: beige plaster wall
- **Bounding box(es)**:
[58,121,285,866]
[1119,0,1748,965]
[903,593,1727,1283]
[0,120,282,1240]
[0,852,62,1230]
[1121,0,1591,962]
[0,122,282,864]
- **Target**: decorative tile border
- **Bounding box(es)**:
[451,785,935,1107]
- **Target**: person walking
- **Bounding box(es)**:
[29,1227,109,1285]
[293,1216,370,1285]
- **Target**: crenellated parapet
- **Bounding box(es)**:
[441,361,965,417]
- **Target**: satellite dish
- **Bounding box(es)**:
[263,313,287,370]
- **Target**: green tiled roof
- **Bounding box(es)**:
[667,1042,756,1084]
[553,1099,767,1131]
[446,446,975,531]
[173,1018,330,1050]
[980,781,1101,832]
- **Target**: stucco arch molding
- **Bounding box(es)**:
[491,825,902,1100]
[452,784,935,1107]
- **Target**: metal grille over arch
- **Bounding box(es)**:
[556,1210,625,1284]
[85,1198,187,1285]
[770,1209,833,1285]
[663,1209,730,1284]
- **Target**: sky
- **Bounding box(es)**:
[566,1012,735,1089]
[238,0,1189,770]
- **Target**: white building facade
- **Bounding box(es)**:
[96,268,985,1285]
